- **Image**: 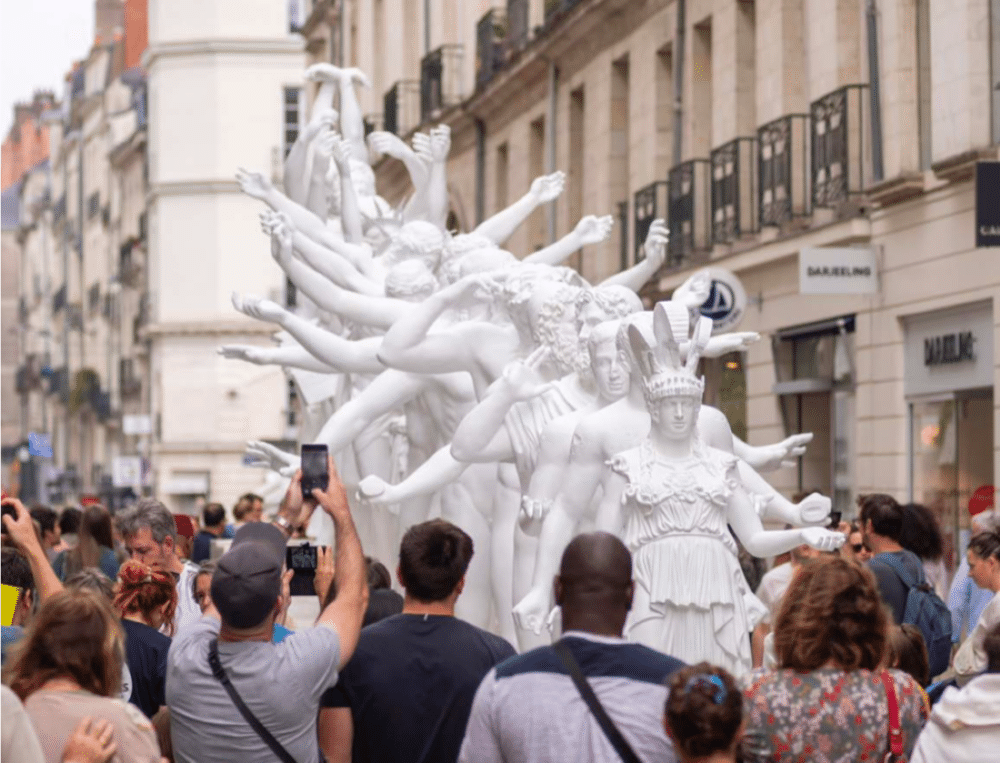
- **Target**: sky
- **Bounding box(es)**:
[1,0,94,136]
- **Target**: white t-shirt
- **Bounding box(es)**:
[166,616,340,763]
[172,560,203,636]
[954,590,1000,682]
[756,562,794,625]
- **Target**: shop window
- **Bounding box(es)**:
[702,352,747,443]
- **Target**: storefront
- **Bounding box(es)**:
[903,301,995,577]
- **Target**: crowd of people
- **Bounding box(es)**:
[2,479,999,763]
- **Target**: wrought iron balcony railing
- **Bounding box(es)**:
[383,80,420,136]
[544,0,584,25]
[477,8,508,90]
[668,159,712,266]
[757,114,810,227]
[711,137,758,243]
[811,84,868,208]
[633,180,669,265]
[420,45,464,123]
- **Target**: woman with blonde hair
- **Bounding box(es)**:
[113,560,177,718]
[2,588,161,762]
[742,555,927,762]
[52,504,119,582]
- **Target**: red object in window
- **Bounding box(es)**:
[80,495,101,506]
[968,485,995,516]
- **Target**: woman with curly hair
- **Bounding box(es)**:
[741,556,927,762]
[114,560,177,718]
[665,662,744,762]
[2,588,161,762]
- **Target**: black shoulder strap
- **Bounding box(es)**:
[208,639,299,763]
[553,640,642,763]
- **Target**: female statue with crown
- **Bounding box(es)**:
[595,302,844,675]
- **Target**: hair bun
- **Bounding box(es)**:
[117,560,154,586]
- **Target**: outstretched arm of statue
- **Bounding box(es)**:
[218,343,336,374]
[317,132,365,245]
[358,444,470,509]
[420,125,451,229]
[292,230,382,297]
[733,432,813,472]
[368,131,429,201]
[231,293,385,374]
[378,274,497,374]
[524,214,614,266]
[600,219,668,291]
[726,466,845,556]
[734,460,831,527]
[284,106,337,205]
[450,347,553,464]
[307,63,371,162]
[473,171,566,246]
[311,369,424,457]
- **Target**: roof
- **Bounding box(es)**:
[1,181,22,230]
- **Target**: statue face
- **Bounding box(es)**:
[650,396,699,441]
[577,300,607,345]
[590,339,629,401]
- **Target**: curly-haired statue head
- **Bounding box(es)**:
[773,555,889,672]
[382,220,446,274]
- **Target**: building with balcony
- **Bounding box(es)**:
[309,0,998,580]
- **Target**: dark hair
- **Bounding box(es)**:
[984,622,1000,674]
[898,503,944,561]
[193,561,217,610]
[398,520,473,602]
[203,503,226,529]
[65,569,115,601]
[65,505,114,578]
[1,548,33,591]
[887,624,930,687]
[968,530,1000,562]
[3,589,124,701]
[363,588,404,627]
[29,506,58,536]
[58,507,81,535]
[365,556,392,590]
[857,493,903,541]
[233,493,262,521]
[775,556,889,672]
[665,663,743,759]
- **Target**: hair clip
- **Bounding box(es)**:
[684,674,726,705]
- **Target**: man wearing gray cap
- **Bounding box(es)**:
[166,459,368,763]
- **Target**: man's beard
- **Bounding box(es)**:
[534,306,590,375]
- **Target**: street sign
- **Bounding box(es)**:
[112,456,142,488]
[122,414,152,435]
[697,268,747,334]
[799,247,879,294]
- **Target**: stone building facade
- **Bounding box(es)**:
[303,0,999,576]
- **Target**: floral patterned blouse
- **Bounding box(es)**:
[741,668,928,763]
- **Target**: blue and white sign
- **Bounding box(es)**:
[697,268,747,334]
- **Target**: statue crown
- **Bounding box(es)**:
[627,301,712,402]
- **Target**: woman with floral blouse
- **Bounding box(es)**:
[741,556,927,762]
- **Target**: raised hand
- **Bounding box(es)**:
[759,432,813,471]
[314,545,335,604]
[246,440,300,476]
[304,107,338,141]
[512,586,553,636]
[61,717,117,763]
[235,168,272,200]
[342,67,372,88]
[574,214,614,246]
[429,124,451,162]
[706,331,761,356]
[643,218,669,266]
[500,346,554,402]
[368,131,411,160]
[231,293,288,324]
[796,492,832,526]
[529,171,566,203]
[305,63,342,83]
[412,132,433,163]
[329,134,353,172]
[800,525,846,552]
[356,475,400,513]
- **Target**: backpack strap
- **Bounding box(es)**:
[879,670,905,761]
[875,553,924,589]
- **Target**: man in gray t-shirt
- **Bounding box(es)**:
[167,465,368,763]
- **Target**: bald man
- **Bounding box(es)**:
[459,533,684,763]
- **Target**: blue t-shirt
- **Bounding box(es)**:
[191,531,215,563]
[1,625,24,666]
[322,614,515,763]
[273,623,292,643]
[121,618,171,718]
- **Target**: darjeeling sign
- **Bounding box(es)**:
[799,247,879,294]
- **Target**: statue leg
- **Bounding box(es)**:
[352,426,398,569]
[440,470,493,629]
[491,464,521,646]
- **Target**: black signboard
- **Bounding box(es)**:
[976,161,1000,247]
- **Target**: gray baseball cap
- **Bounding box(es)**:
[211,523,286,629]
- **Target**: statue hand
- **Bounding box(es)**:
[235,168,272,200]
[529,171,566,203]
[232,293,288,324]
[342,67,372,88]
[429,125,451,161]
[357,475,401,514]
[768,432,813,470]
[304,107,338,141]
[412,132,433,164]
[500,346,553,402]
[574,215,614,246]
[246,440,300,476]
[305,63,341,83]
[707,331,761,356]
[800,526,846,552]
[219,345,269,365]
[796,492,832,526]
[643,218,669,267]
[368,131,409,159]
[329,134,353,172]
[513,586,553,636]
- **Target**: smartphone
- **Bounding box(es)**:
[301,443,329,495]
[286,543,319,576]
[828,510,843,529]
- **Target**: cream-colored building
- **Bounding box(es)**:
[308,0,998,576]
[143,0,306,511]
